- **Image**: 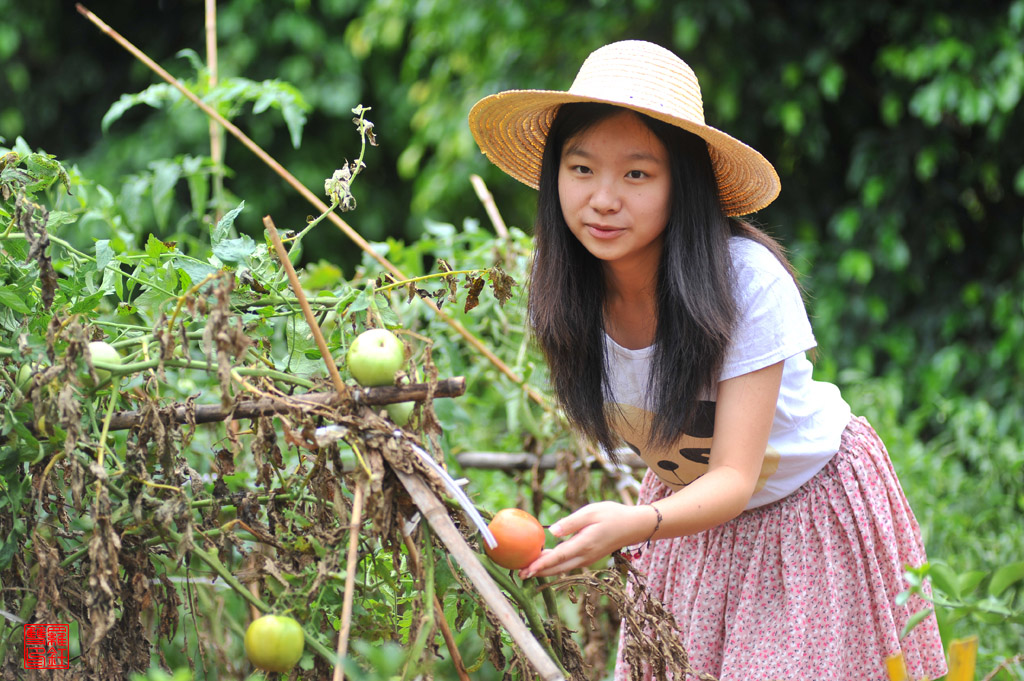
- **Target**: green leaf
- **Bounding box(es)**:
[837,249,873,284]
[778,100,804,135]
[213,235,257,265]
[928,561,960,599]
[145,232,173,261]
[176,48,207,80]
[819,62,845,101]
[988,561,1024,598]
[149,159,182,231]
[46,210,77,229]
[900,607,934,640]
[101,83,180,132]
[212,200,245,246]
[0,287,30,314]
[174,257,219,289]
[958,570,988,597]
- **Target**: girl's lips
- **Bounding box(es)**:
[587,224,625,239]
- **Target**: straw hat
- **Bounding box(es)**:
[468,40,780,217]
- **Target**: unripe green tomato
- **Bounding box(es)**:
[84,341,122,388]
[16,362,37,389]
[385,400,415,427]
[346,328,404,387]
[244,614,305,673]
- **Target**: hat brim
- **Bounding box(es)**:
[469,89,780,217]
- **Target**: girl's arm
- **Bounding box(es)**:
[520,359,783,579]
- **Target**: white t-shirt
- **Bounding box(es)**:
[604,236,851,510]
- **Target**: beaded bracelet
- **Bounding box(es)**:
[621,503,664,561]
[643,503,663,548]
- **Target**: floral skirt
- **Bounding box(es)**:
[614,416,947,681]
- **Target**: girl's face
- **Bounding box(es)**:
[558,110,672,274]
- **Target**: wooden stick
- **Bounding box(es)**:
[104,379,465,431]
[469,174,509,239]
[76,4,549,410]
[455,450,645,471]
[333,481,365,681]
[391,468,566,681]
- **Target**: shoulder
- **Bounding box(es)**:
[728,236,794,292]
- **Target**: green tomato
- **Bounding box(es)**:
[244,614,305,674]
[85,341,122,388]
[385,400,415,427]
[16,361,39,389]
[346,328,404,387]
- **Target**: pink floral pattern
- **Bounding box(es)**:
[615,416,947,681]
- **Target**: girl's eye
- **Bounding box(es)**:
[572,165,592,174]
[626,170,647,179]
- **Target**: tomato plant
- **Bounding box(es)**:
[484,508,546,570]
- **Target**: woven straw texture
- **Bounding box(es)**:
[468,41,781,217]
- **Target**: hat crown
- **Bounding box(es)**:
[568,41,706,126]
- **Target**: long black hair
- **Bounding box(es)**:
[528,102,794,454]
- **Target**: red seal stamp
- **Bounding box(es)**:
[23,623,71,670]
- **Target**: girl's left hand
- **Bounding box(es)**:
[519,501,657,579]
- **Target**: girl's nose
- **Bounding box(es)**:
[589,182,621,213]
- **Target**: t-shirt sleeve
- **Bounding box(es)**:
[720,239,816,381]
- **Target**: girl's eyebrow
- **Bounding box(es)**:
[562,143,664,164]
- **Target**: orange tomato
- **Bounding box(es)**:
[484,508,546,569]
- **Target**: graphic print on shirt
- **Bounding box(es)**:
[609,401,780,491]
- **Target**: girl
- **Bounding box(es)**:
[469,41,947,680]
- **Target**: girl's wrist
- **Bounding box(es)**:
[641,503,663,544]
[621,503,663,556]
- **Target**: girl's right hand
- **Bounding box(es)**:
[519,501,659,578]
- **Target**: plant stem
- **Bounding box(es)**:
[482,559,566,674]
[93,356,316,389]
[401,526,436,681]
[373,269,485,293]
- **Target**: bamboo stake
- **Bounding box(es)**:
[103,379,465,431]
[469,174,509,239]
[333,481,365,681]
[204,0,225,222]
[265,216,349,399]
[391,468,566,681]
[76,4,548,409]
